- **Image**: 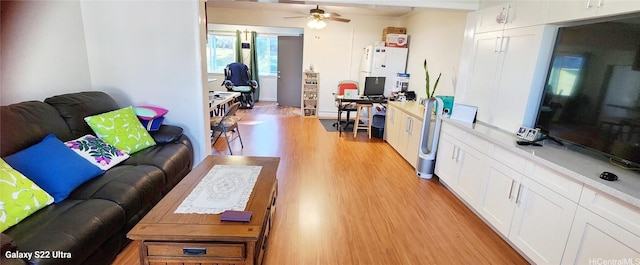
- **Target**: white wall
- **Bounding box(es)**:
[402,9,468,100]
[80,0,208,163]
[0,1,92,104]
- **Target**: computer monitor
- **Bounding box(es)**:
[363,77,385,97]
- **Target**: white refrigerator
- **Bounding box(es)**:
[359,45,409,97]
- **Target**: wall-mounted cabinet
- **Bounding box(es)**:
[547,0,640,24]
[463,25,556,132]
[302,71,318,118]
[476,0,549,33]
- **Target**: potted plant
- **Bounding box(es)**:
[424,59,441,98]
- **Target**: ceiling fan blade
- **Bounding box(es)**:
[324,12,341,17]
[283,15,310,19]
[326,17,351,23]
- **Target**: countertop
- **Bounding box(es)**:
[442,118,640,208]
[387,101,427,120]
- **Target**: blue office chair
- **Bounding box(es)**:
[222,62,258,109]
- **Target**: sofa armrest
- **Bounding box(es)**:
[150,125,184,143]
[1,233,26,265]
[1,233,16,252]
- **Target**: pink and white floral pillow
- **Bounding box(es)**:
[65,135,129,171]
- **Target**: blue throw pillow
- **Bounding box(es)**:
[4,134,103,203]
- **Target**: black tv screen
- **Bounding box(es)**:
[536,15,640,167]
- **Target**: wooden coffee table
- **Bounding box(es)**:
[127,156,279,265]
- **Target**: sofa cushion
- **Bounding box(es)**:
[0,101,74,157]
[68,165,165,225]
[65,135,129,171]
[123,139,193,194]
[4,134,104,203]
[0,159,54,232]
[84,106,156,154]
[44,91,120,138]
[3,199,126,265]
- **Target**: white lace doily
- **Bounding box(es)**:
[174,165,262,214]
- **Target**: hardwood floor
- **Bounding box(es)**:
[112,101,528,265]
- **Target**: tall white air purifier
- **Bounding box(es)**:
[416,97,444,179]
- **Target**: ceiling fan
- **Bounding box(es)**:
[284,5,351,29]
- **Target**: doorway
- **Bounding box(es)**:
[277,35,303,107]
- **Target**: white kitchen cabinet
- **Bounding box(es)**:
[503,0,550,30]
[398,113,423,168]
[434,124,490,206]
[452,144,489,206]
[476,0,549,33]
[477,158,524,236]
[562,185,640,264]
[385,106,402,150]
[434,134,461,185]
[464,30,502,124]
[385,103,423,168]
[476,1,510,33]
[547,0,640,24]
[509,176,578,265]
[562,206,640,264]
[436,119,640,264]
[404,116,423,168]
[463,25,555,132]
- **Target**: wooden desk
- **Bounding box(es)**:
[127,156,279,265]
[210,91,241,116]
[334,94,388,136]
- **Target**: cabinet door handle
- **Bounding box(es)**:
[451,146,457,160]
[597,0,603,7]
[499,36,507,53]
[515,183,524,206]
[508,179,515,199]
[504,5,511,24]
[408,118,413,134]
[455,148,462,163]
[586,0,593,8]
[494,36,501,53]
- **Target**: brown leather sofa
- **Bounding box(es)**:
[0,91,194,265]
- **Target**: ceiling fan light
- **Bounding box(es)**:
[307,19,318,28]
[307,18,326,29]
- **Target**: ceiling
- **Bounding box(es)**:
[206,0,479,18]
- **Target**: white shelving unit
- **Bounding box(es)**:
[302,71,319,118]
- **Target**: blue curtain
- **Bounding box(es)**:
[235,30,242,63]
[250,31,260,101]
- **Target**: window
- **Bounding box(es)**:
[256,35,278,75]
[206,32,278,75]
[206,34,235,73]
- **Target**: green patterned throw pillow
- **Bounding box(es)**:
[84,106,156,154]
[0,158,54,232]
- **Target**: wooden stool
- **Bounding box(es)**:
[353,103,373,139]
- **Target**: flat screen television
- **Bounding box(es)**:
[535,14,640,168]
